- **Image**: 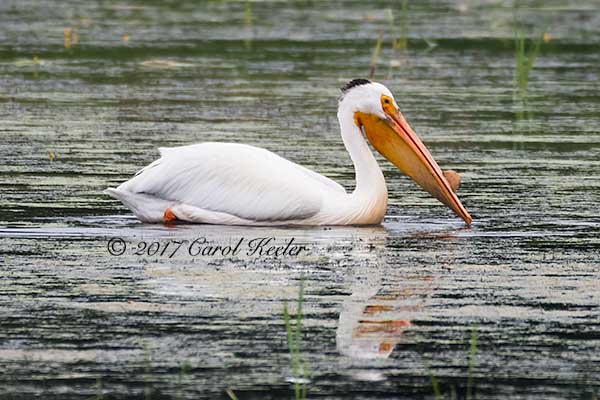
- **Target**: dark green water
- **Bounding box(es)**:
[1,1,599,399]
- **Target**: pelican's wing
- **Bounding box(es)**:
[288,162,346,194]
[117,142,344,221]
[156,145,346,194]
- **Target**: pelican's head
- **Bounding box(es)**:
[339,79,472,224]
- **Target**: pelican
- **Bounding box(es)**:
[106,79,472,225]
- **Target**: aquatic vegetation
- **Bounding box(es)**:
[226,388,239,400]
[143,344,154,400]
[283,275,310,400]
[514,30,543,100]
[384,2,409,78]
[74,16,92,29]
[95,377,104,400]
[63,27,79,49]
[513,29,548,129]
[225,277,310,400]
[427,365,443,400]
[369,32,384,78]
[244,0,253,49]
[426,326,478,399]
[466,326,478,400]
[421,36,438,53]
[244,0,253,26]
[14,56,42,67]
[389,0,409,51]
[176,362,191,400]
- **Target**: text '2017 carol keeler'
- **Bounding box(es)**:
[106,236,309,258]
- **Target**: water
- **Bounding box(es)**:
[1,0,599,399]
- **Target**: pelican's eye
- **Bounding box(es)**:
[380,94,396,117]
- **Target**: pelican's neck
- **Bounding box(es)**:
[337,103,387,199]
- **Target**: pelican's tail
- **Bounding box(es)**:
[104,188,174,223]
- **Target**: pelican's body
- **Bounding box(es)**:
[106,80,471,226]
[107,141,386,225]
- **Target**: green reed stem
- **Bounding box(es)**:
[466,326,478,400]
[284,274,307,399]
[369,32,384,79]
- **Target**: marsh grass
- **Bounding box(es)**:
[283,274,310,400]
[244,0,252,26]
[243,0,253,49]
[227,277,310,400]
[424,326,478,400]
[143,344,153,400]
[466,327,478,400]
[175,361,191,400]
[226,388,239,400]
[369,32,384,79]
[513,29,545,143]
[64,27,76,48]
[514,30,543,101]
[391,0,409,51]
[421,36,438,53]
[427,365,443,400]
[95,376,104,400]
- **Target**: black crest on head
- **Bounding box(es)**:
[341,78,371,93]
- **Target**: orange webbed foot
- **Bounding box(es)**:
[163,207,178,224]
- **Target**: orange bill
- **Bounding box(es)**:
[356,110,472,225]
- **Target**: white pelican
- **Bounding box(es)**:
[106,79,472,225]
